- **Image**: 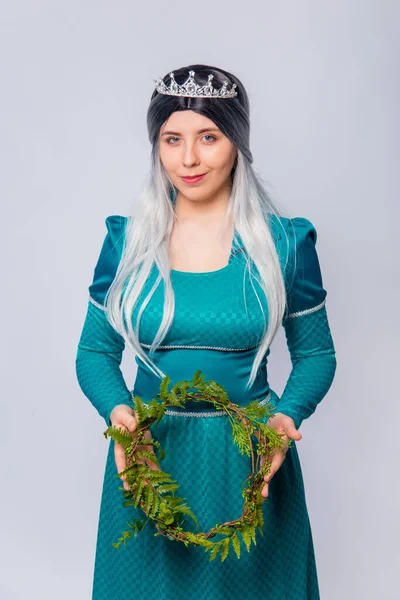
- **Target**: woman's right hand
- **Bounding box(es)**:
[110,404,160,491]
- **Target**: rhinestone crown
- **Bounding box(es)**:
[153,70,238,99]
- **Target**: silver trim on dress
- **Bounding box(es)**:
[140,342,260,352]
[287,298,326,318]
[89,295,106,310]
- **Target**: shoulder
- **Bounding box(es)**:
[268,214,317,244]
[285,216,318,247]
[273,216,327,316]
[268,215,319,270]
[104,214,129,243]
[88,214,129,308]
[99,214,129,256]
[94,214,129,272]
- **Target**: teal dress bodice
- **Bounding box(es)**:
[75,214,337,600]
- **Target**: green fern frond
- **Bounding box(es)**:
[185,532,203,546]
[149,493,160,518]
[206,381,229,405]
[255,505,264,530]
[231,420,251,456]
[134,436,157,447]
[240,527,252,552]
[173,503,200,529]
[159,374,171,400]
[168,388,185,408]
[114,464,136,479]
[249,525,257,546]
[136,465,173,481]
[147,472,174,484]
[133,396,148,424]
[192,370,205,388]
[104,426,133,449]
[156,446,166,460]
[163,496,185,507]
[242,401,271,420]
[133,479,146,508]
[156,484,180,494]
[177,380,191,402]
[122,499,135,508]
[209,540,223,561]
[135,449,160,464]
[214,526,233,535]
[196,538,214,549]
[143,399,165,423]
[143,485,153,514]
[220,537,231,562]
[232,533,241,559]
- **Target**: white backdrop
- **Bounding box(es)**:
[1,1,398,598]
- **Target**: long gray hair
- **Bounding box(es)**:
[105,64,290,390]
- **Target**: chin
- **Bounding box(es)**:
[188,187,216,200]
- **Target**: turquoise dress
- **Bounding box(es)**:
[76,213,337,600]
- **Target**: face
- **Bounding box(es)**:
[158,110,237,203]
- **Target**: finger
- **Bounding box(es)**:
[114,433,128,481]
[145,456,161,470]
[269,451,286,475]
[263,449,288,482]
[261,480,269,499]
[114,443,127,475]
[284,422,302,441]
[260,446,275,476]
[113,423,135,491]
[260,453,271,475]
[143,429,152,442]
[125,413,138,433]
[261,431,287,480]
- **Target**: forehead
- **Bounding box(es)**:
[160,110,220,134]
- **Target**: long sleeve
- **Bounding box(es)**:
[75,215,134,428]
[276,217,337,430]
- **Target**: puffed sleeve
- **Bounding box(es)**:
[276,217,337,430]
[75,215,134,427]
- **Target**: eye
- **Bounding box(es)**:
[202,134,216,142]
[165,134,217,145]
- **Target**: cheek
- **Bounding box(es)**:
[159,149,179,173]
[204,146,235,172]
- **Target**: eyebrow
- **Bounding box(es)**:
[161,127,220,136]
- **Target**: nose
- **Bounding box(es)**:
[182,142,200,168]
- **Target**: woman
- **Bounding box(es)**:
[76,64,337,600]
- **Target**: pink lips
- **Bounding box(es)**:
[181,173,207,184]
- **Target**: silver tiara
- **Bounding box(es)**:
[153,70,237,99]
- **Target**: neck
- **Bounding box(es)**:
[174,178,233,222]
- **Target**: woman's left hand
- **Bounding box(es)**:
[260,412,302,499]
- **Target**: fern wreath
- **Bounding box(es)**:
[104,369,289,562]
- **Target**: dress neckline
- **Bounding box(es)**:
[168,215,283,276]
[170,261,231,276]
[170,230,244,276]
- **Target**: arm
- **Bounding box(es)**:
[75,215,134,427]
[75,299,134,427]
[275,217,337,430]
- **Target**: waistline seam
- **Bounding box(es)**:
[162,390,272,418]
